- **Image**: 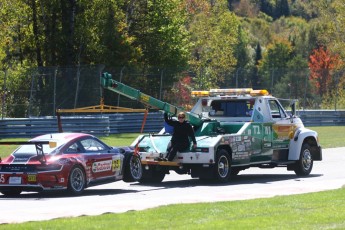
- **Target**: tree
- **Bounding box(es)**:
[271,16,311,58]
[0,0,31,68]
[313,0,345,57]
[273,55,310,101]
[252,43,262,88]
[274,0,290,19]
[122,0,190,97]
[258,39,293,93]
[308,46,341,98]
[170,75,194,109]
[188,1,241,89]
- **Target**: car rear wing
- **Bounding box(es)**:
[0,141,57,163]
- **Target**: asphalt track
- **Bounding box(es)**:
[1,147,344,224]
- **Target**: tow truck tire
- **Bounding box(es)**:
[294,143,313,176]
[123,153,142,182]
[0,189,22,196]
[67,165,86,195]
[214,149,231,183]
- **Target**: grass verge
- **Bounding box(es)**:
[1,188,345,230]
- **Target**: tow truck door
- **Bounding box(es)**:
[268,99,292,157]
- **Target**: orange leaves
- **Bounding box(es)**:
[308,46,341,97]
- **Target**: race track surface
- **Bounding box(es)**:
[0,147,344,224]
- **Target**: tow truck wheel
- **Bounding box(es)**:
[123,153,142,182]
[294,143,313,176]
[67,165,86,195]
[214,149,231,182]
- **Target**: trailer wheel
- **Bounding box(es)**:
[214,149,231,183]
[294,143,313,176]
[231,168,240,176]
[139,167,165,183]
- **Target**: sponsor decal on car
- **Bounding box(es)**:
[92,160,112,173]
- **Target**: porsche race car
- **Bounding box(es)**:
[0,133,142,196]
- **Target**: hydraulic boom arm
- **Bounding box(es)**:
[101,72,203,127]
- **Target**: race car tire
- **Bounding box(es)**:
[0,188,22,196]
[214,149,231,183]
[67,165,86,195]
[294,143,313,176]
[123,152,142,182]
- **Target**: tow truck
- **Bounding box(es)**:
[101,73,322,183]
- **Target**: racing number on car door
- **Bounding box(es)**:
[112,158,121,172]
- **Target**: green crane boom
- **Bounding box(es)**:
[101,72,204,127]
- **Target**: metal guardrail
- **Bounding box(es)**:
[298,110,345,126]
[0,112,164,138]
[0,111,344,138]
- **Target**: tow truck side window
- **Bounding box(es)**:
[268,100,287,119]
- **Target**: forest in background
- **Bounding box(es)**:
[1,0,345,117]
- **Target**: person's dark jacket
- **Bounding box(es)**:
[164,113,196,147]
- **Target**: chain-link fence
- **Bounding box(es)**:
[1,65,187,118]
[1,65,344,118]
[1,65,106,118]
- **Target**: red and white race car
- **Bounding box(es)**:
[0,133,142,196]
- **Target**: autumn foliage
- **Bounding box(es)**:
[171,76,193,110]
[308,46,341,97]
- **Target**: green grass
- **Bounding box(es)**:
[0,127,345,229]
[308,126,345,148]
[2,188,345,230]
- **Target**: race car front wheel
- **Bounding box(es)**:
[67,165,86,195]
[123,152,142,182]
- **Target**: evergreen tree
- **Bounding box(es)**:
[275,0,290,19]
[253,43,262,88]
